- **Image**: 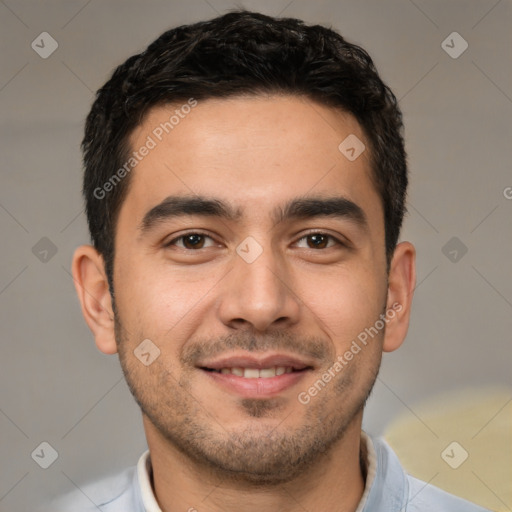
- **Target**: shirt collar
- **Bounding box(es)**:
[356,431,378,512]
[137,431,378,512]
[137,448,162,512]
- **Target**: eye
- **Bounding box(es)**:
[295,232,345,250]
[164,231,347,252]
[165,232,217,250]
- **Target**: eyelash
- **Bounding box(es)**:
[164,231,347,251]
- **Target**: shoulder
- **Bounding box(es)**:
[368,437,492,512]
[39,465,143,512]
[405,475,493,512]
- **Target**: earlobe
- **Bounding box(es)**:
[71,245,118,355]
[382,241,416,353]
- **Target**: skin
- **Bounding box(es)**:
[72,95,416,512]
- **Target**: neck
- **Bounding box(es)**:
[144,417,366,512]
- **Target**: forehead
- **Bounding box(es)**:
[119,95,383,233]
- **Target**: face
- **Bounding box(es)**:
[106,95,396,482]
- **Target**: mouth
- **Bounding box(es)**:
[197,354,314,397]
[204,366,299,378]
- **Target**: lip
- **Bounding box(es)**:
[197,352,314,398]
[198,353,315,371]
[203,369,310,397]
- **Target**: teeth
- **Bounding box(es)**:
[259,368,276,378]
[216,366,291,378]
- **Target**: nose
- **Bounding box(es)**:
[216,242,301,333]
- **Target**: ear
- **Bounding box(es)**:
[382,241,416,353]
[71,245,117,355]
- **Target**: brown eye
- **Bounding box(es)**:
[307,234,329,249]
[165,233,215,250]
[296,233,343,250]
[181,234,206,249]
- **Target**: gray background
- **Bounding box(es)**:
[0,1,511,511]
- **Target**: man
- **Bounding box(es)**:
[53,9,490,512]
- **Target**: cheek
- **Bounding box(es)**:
[116,261,215,340]
[301,266,385,342]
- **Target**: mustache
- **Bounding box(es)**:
[180,330,333,366]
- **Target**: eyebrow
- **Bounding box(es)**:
[138,194,368,235]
